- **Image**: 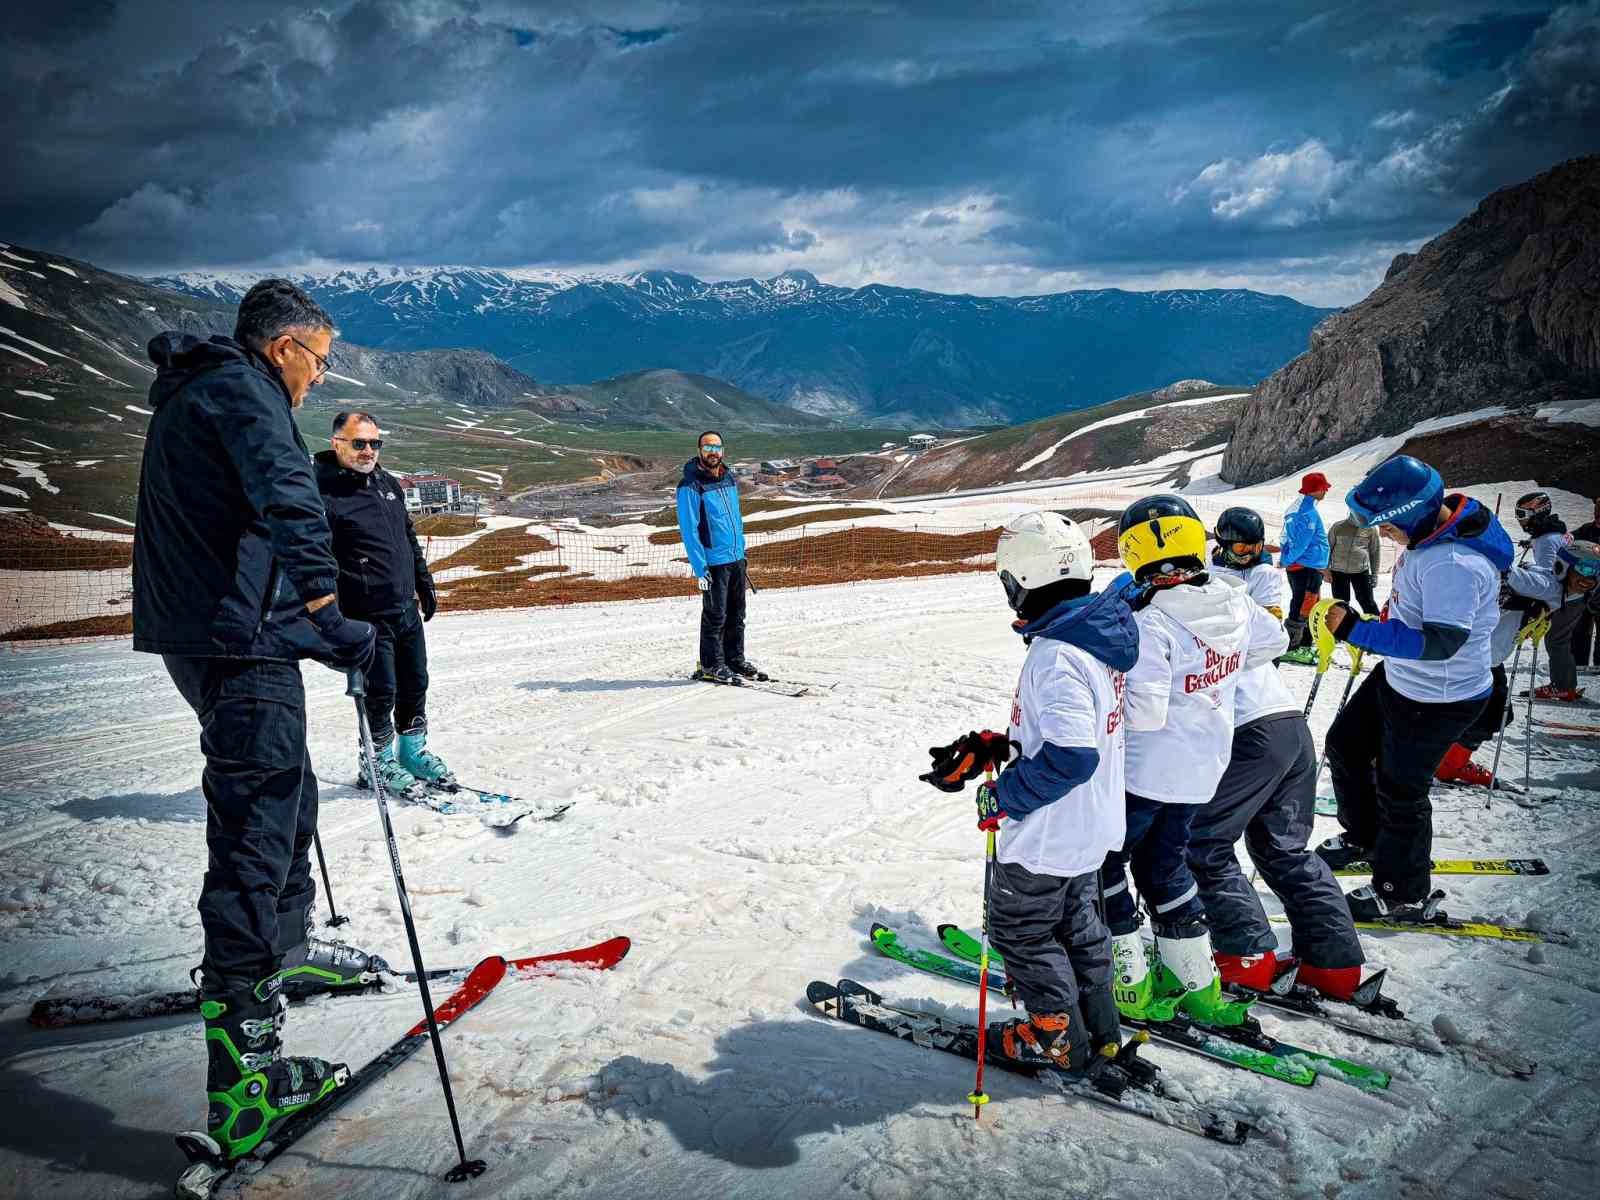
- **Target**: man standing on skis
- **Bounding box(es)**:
[1279,472,1332,665]
[1314,455,1513,922]
[133,279,391,1163]
[1102,495,1288,1028]
[1190,508,1368,1001]
[676,430,762,684]
[920,511,1138,1075]
[315,411,449,797]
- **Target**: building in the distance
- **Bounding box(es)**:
[908,433,937,448]
[759,458,798,474]
[809,458,838,477]
[396,472,462,513]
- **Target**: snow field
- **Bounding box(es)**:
[1,571,1597,1199]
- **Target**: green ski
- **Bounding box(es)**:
[868,924,1319,1088]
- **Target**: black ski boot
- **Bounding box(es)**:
[729,660,770,682]
[198,980,348,1161]
[276,930,394,1000]
[693,662,740,685]
[1346,885,1447,923]
[1314,834,1371,871]
[991,1010,1090,1070]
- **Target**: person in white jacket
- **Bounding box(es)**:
[1100,495,1288,1028]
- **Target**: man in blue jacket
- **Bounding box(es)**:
[1311,456,1514,922]
[134,280,389,1162]
[1279,471,1332,665]
[675,430,759,684]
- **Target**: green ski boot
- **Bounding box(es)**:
[201,980,348,1160]
[1109,930,1181,1022]
[1155,926,1257,1028]
[1276,645,1319,667]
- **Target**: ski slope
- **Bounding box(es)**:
[1,572,1598,1200]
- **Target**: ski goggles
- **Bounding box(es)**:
[1514,503,1547,523]
[1225,541,1262,557]
[1562,554,1600,582]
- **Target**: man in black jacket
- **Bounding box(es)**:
[315,411,446,797]
[134,280,388,1162]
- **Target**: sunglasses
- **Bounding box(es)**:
[336,437,384,450]
[700,443,724,453]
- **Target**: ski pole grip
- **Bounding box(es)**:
[346,668,367,698]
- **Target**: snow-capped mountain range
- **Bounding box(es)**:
[148,266,1335,426]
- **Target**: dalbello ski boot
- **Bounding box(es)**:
[1154,923,1256,1027]
[359,738,422,797]
[1109,930,1181,1022]
[193,979,349,1161]
[397,725,456,786]
[276,928,394,1000]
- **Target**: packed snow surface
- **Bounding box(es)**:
[1,572,1597,1200]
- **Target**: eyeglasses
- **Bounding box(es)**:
[290,336,330,380]
[335,437,384,450]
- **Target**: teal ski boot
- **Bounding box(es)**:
[397,727,456,786]
[358,738,421,797]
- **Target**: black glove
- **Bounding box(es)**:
[309,604,376,672]
[920,730,1016,793]
[417,576,437,622]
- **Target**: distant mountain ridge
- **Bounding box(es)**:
[149,266,1336,427]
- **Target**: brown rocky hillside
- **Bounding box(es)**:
[1223,156,1600,485]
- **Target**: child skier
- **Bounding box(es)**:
[921,511,1138,1071]
[1191,508,1367,1000]
[1314,456,1514,921]
[1102,495,1288,1026]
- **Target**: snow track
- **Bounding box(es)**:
[1,574,1596,1199]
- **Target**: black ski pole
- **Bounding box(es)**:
[311,829,350,928]
[348,669,486,1185]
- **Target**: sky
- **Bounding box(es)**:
[3,1,1597,306]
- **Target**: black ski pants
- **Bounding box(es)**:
[989,860,1120,1055]
[698,558,748,670]
[1100,794,1205,936]
[1458,665,1511,752]
[1283,568,1324,648]
[1329,570,1380,616]
[364,603,428,747]
[1326,663,1487,904]
[1189,714,1362,969]
[1573,610,1595,668]
[1544,600,1586,692]
[164,656,317,990]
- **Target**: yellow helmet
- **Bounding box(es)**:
[1118,494,1208,583]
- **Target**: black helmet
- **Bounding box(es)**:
[1515,491,1552,533]
[1118,494,1207,583]
[1214,507,1266,567]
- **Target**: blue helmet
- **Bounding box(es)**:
[1345,455,1445,537]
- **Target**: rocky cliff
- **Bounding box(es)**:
[1222,156,1600,485]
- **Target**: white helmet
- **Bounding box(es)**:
[996,510,1094,613]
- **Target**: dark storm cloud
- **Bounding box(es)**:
[1,0,1595,304]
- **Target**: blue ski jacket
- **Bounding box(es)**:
[1280,495,1330,570]
[995,583,1141,819]
[675,459,747,577]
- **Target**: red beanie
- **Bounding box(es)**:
[1300,471,1332,495]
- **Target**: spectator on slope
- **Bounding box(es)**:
[1193,508,1369,1001]
[1512,490,1584,700]
[1277,472,1332,666]
[919,512,1141,1078]
[315,411,445,796]
[1327,513,1383,616]
[1313,456,1512,922]
[1102,495,1287,1028]
[676,430,761,684]
[132,280,390,1163]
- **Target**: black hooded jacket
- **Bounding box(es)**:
[132,333,342,661]
[313,451,433,620]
